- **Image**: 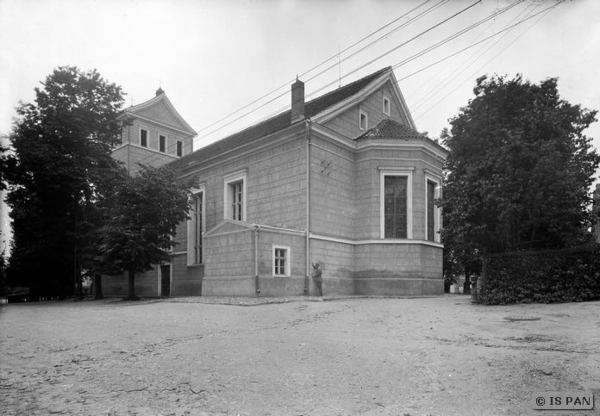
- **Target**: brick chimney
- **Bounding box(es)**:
[291,77,305,123]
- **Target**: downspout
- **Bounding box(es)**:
[304,120,312,294]
[126,116,131,175]
[254,225,261,295]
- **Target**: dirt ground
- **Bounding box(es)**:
[0,295,598,416]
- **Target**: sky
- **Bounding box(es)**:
[1,0,599,168]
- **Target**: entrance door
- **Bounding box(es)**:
[160,265,171,297]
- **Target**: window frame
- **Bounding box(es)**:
[140,128,148,148]
[272,245,291,277]
[187,187,205,266]
[223,170,247,221]
[383,95,391,116]
[359,108,368,131]
[425,174,442,243]
[159,134,166,153]
[379,167,413,239]
[176,140,183,157]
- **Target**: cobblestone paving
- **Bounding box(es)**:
[1,296,599,415]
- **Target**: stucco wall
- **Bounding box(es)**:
[354,243,443,295]
[309,134,357,239]
[201,226,308,297]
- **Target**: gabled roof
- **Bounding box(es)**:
[169,67,400,171]
[358,119,449,157]
[121,90,197,137]
[357,118,422,140]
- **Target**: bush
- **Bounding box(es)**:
[478,245,600,304]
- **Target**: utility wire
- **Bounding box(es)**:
[410,0,538,111]
[193,0,433,137]
[193,0,445,145]
[303,0,448,86]
[413,0,563,124]
[133,0,551,167]
[391,0,525,74]
[305,0,483,101]
[248,0,515,131]
[408,13,496,106]
[232,0,484,135]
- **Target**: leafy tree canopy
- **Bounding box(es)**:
[2,66,125,296]
[442,74,600,255]
[97,165,196,300]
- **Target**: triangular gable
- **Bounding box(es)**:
[169,67,395,172]
[123,93,197,137]
[204,219,256,236]
[311,69,417,131]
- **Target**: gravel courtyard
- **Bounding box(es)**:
[1,295,598,416]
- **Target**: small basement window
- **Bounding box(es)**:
[273,246,290,277]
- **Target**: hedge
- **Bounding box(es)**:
[478,245,600,304]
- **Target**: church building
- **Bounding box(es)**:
[103,67,448,297]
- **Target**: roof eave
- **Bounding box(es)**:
[310,69,418,131]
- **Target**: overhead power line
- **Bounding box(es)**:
[247,0,523,131]
[411,0,564,122]
[214,0,484,139]
[193,0,433,137]
[133,0,559,168]
[409,0,540,112]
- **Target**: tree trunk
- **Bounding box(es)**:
[126,268,139,301]
[94,274,104,300]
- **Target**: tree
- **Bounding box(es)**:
[97,165,195,300]
[441,75,600,256]
[2,66,125,297]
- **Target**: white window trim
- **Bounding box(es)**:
[383,95,391,116]
[272,245,291,277]
[359,108,368,131]
[425,174,442,243]
[159,133,167,153]
[379,167,413,239]
[223,170,247,221]
[187,186,206,266]
[140,127,148,147]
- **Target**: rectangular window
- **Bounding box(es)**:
[140,129,148,147]
[187,189,205,266]
[224,170,247,221]
[273,246,290,277]
[176,141,183,157]
[380,168,413,239]
[359,109,368,131]
[425,175,441,243]
[383,96,391,116]
[159,135,166,152]
[384,176,408,238]
[427,181,436,241]
[230,181,243,221]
